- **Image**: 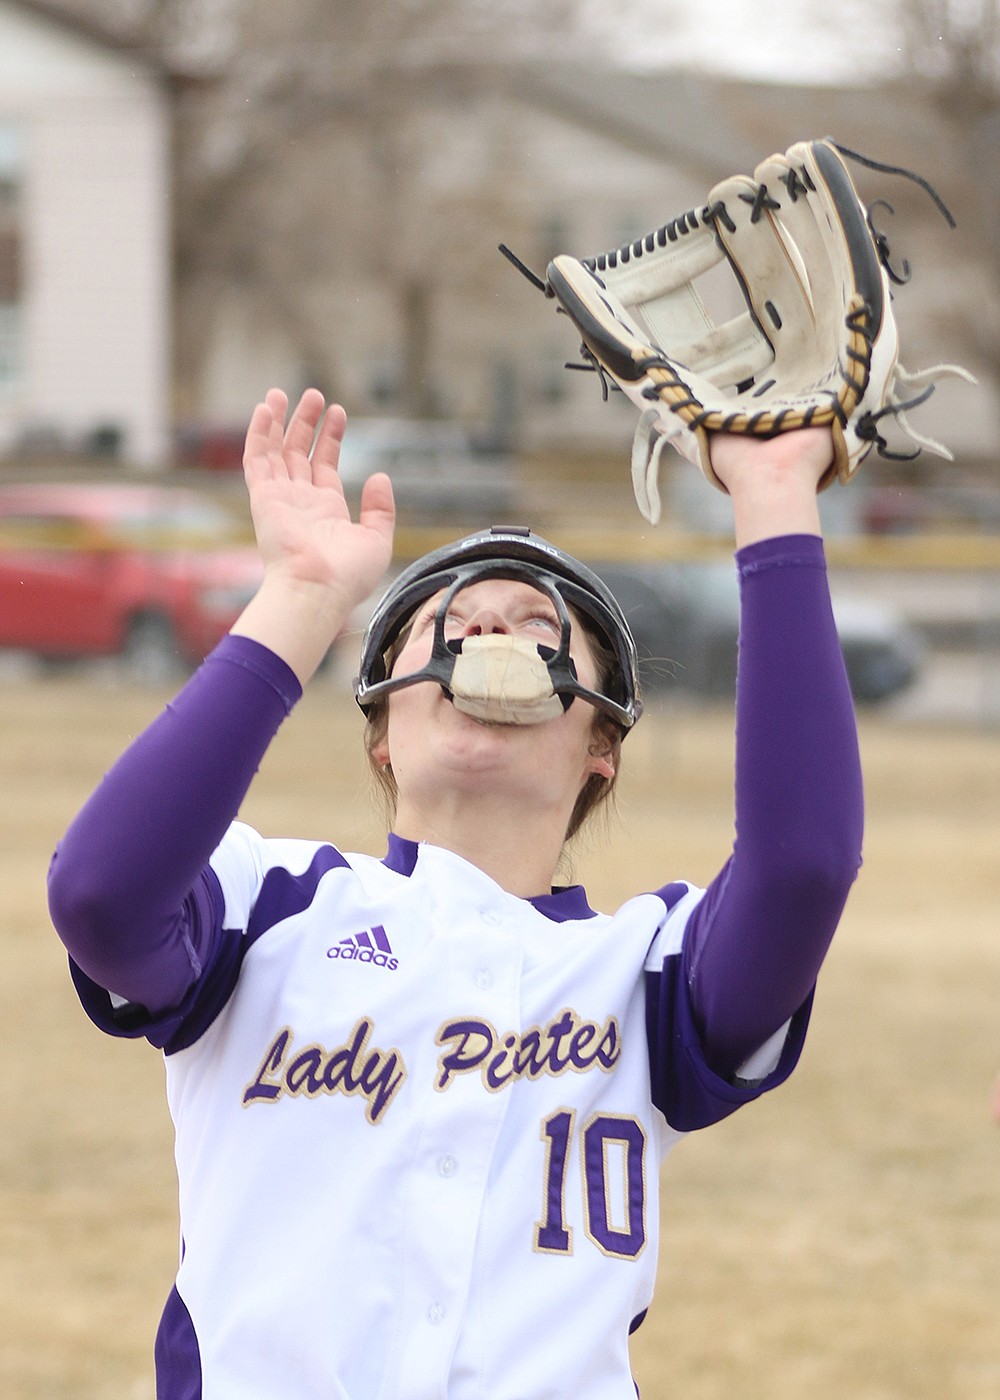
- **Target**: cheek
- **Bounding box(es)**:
[380,679,436,761]
[571,645,601,693]
[391,634,433,680]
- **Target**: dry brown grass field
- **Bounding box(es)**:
[1,669,998,1399]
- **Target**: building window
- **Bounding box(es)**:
[0,123,24,390]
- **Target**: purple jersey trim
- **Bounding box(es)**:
[67,868,222,1037]
[246,844,353,941]
[644,954,811,1132]
[383,833,597,920]
[382,832,419,876]
[528,884,596,922]
[68,867,250,1054]
[49,634,301,1015]
[154,1283,202,1399]
[71,849,358,1054]
[650,881,693,913]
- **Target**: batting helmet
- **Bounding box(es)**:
[354,526,642,733]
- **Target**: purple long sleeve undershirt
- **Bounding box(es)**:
[683,533,863,1077]
[47,533,862,1077]
[48,635,302,1012]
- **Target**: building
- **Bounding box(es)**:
[0,0,171,467]
[168,54,996,474]
[0,3,993,486]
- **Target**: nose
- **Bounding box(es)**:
[462,607,510,637]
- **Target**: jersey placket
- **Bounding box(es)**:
[389,855,524,1398]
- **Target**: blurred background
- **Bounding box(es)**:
[0,7,999,1398]
[0,0,997,714]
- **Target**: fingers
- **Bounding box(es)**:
[243,392,285,485]
[265,387,289,428]
[280,388,325,481]
[282,388,325,470]
[244,388,348,487]
[358,471,396,543]
[263,389,290,459]
[310,403,348,487]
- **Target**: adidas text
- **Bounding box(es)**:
[327,925,399,971]
[328,944,399,970]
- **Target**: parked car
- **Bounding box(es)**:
[0,483,263,680]
[335,419,519,523]
[595,560,924,704]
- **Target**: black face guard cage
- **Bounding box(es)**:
[354,527,643,734]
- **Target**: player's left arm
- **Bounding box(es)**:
[678,426,865,1082]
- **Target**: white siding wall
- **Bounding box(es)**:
[0,3,170,466]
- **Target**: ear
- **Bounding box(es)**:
[586,751,615,782]
[371,737,391,769]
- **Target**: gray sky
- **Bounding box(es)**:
[581,0,897,85]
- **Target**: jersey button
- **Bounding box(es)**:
[427,1301,447,1325]
[475,967,494,990]
[482,910,501,926]
[437,1154,458,1178]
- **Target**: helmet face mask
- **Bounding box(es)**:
[354,528,642,734]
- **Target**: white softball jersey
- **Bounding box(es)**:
[135,823,805,1400]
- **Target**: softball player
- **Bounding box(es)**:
[49,388,863,1399]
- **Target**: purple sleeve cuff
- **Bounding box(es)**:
[734,531,828,574]
[48,634,303,1017]
[209,632,303,712]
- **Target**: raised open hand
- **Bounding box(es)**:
[243,387,395,616]
[232,388,395,683]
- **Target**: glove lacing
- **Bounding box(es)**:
[499,141,974,488]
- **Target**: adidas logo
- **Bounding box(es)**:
[327,925,399,971]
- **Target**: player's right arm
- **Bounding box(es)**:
[229,388,394,684]
[47,389,394,1018]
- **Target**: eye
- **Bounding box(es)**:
[418,601,458,625]
[439,607,471,638]
[524,611,560,633]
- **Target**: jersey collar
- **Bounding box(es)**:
[381,832,597,922]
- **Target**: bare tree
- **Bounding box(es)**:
[879,0,1000,377]
[47,0,594,420]
[893,0,1000,106]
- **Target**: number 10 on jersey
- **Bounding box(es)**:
[535,1110,647,1259]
